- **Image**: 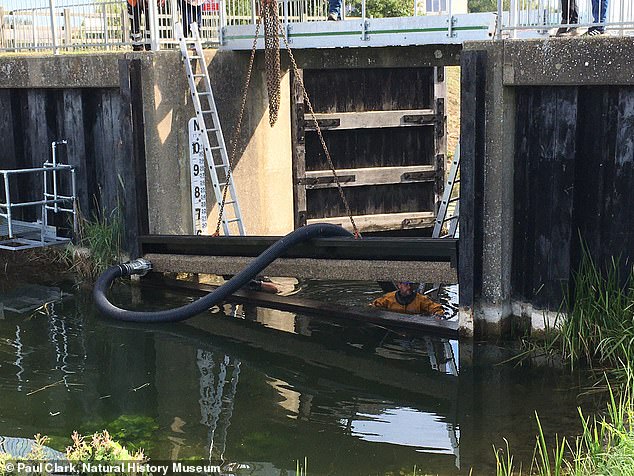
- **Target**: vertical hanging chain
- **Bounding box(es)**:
[263,0,281,127]
[216,0,360,238]
[213,16,262,236]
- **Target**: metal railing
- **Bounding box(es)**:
[0,141,77,251]
[5,0,630,52]
[497,0,634,37]
[1,0,466,52]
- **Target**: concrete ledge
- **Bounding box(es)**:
[0,52,135,88]
[512,300,562,336]
[144,253,458,282]
[497,37,634,86]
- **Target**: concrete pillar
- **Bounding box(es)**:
[141,50,294,236]
[459,41,515,337]
[478,42,515,335]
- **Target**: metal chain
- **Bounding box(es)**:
[213,16,262,236]
[263,0,281,127]
[279,28,361,238]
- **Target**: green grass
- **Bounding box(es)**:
[496,245,634,475]
[495,385,634,476]
[61,205,124,280]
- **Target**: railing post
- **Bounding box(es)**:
[509,0,519,38]
[219,0,227,45]
[170,0,178,43]
[283,0,289,32]
[32,9,38,48]
[496,0,502,39]
[251,0,256,24]
[361,0,368,40]
[147,0,160,50]
[63,8,71,47]
[0,7,4,49]
[48,0,60,54]
[4,173,13,238]
[447,0,453,37]
[619,0,625,36]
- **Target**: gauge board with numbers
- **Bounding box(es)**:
[188,118,208,235]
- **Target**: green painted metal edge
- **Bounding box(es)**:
[224,24,490,41]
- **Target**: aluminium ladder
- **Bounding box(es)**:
[432,143,460,239]
[176,22,246,236]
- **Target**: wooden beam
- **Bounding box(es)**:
[147,275,459,338]
[306,212,436,232]
[303,165,436,189]
[304,109,436,131]
[290,68,307,228]
[140,234,457,261]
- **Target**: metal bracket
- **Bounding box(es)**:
[446,16,457,38]
[219,26,226,46]
[361,20,369,41]
[286,24,292,44]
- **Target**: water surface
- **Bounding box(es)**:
[0,277,593,475]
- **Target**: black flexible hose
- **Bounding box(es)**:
[94,223,353,323]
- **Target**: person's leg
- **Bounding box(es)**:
[180,0,191,36]
[569,0,578,24]
[128,2,144,50]
[328,0,341,20]
[143,1,151,49]
[591,0,599,28]
[597,0,608,31]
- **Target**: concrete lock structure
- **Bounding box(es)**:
[3,35,634,338]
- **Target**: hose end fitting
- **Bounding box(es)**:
[121,258,153,277]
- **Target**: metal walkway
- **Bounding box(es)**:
[221,12,497,50]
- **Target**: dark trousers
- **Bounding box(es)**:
[180,0,203,37]
[591,0,609,31]
[128,2,149,47]
[560,0,578,25]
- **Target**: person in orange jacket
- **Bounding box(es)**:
[371,281,445,317]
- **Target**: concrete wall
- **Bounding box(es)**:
[142,51,294,236]
[0,50,295,239]
[459,37,634,338]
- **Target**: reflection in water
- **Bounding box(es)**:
[13,326,23,392]
[0,280,590,475]
[196,349,241,463]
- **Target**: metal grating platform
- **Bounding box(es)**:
[0,217,70,251]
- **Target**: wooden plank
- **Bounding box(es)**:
[433,66,447,212]
[0,90,16,170]
[118,59,140,257]
[306,182,435,219]
[130,59,150,250]
[306,212,435,232]
[62,90,90,215]
[512,87,532,301]
[290,68,307,228]
[304,109,436,131]
[458,50,487,307]
[305,126,435,171]
[140,234,457,261]
[143,253,458,283]
[147,275,459,338]
[303,67,435,113]
[612,89,634,279]
[546,87,577,307]
[303,165,436,189]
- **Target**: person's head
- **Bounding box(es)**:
[396,281,417,296]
